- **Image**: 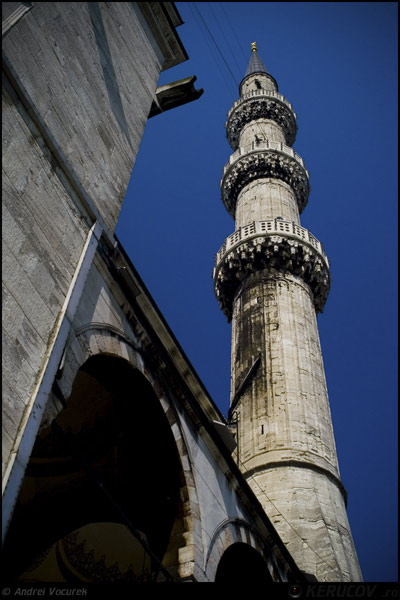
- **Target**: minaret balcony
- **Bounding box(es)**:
[213,219,330,320]
[221,141,310,217]
[226,89,297,149]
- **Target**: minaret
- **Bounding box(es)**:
[213,43,362,582]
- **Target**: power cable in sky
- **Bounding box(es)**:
[191,2,239,93]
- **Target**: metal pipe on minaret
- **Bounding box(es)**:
[213,43,362,582]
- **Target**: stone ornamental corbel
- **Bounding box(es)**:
[226,94,298,149]
[214,223,330,321]
[221,149,310,216]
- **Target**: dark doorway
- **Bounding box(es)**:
[3,355,183,582]
[215,542,273,582]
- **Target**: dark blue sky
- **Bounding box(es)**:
[116,2,398,582]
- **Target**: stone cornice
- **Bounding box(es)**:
[243,460,347,506]
[213,221,330,321]
[221,143,310,216]
[226,91,297,149]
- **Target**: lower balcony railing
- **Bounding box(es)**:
[213,220,330,320]
[215,220,328,267]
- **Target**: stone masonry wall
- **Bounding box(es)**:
[3,2,162,233]
[2,85,90,476]
[2,2,164,480]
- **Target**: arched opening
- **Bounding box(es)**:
[215,542,273,583]
[3,354,184,582]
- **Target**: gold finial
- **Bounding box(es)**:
[251,41,257,52]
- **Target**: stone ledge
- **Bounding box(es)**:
[215,219,328,266]
[244,459,347,505]
[221,146,309,216]
[213,231,330,321]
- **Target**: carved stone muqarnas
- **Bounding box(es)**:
[214,234,330,321]
[221,150,310,217]
[226,95,297,149]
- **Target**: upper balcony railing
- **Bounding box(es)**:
[222,140,307,177]
[215,219,328,267]
[226,89,296,123]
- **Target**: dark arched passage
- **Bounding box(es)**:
[3,354,184,582]
[215,542,273,583]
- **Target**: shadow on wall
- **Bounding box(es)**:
[3,354,184,582]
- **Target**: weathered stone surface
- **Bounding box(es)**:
[231,271,338,474]
[239,118,287,147]
[240,72,278,96]
[236,178,300,225]
[251,468,360,581]
[3,2,162,234]
[1,1,169,484]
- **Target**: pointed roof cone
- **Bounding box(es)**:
[239,42,278,93]
[244,41,269,78]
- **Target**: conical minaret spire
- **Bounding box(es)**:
[243,42,269,78]
[213,44,362,582]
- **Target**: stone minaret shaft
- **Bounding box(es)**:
[213,44,362,582]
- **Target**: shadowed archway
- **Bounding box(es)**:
[3,354,184,582]
[215,542,273,583]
